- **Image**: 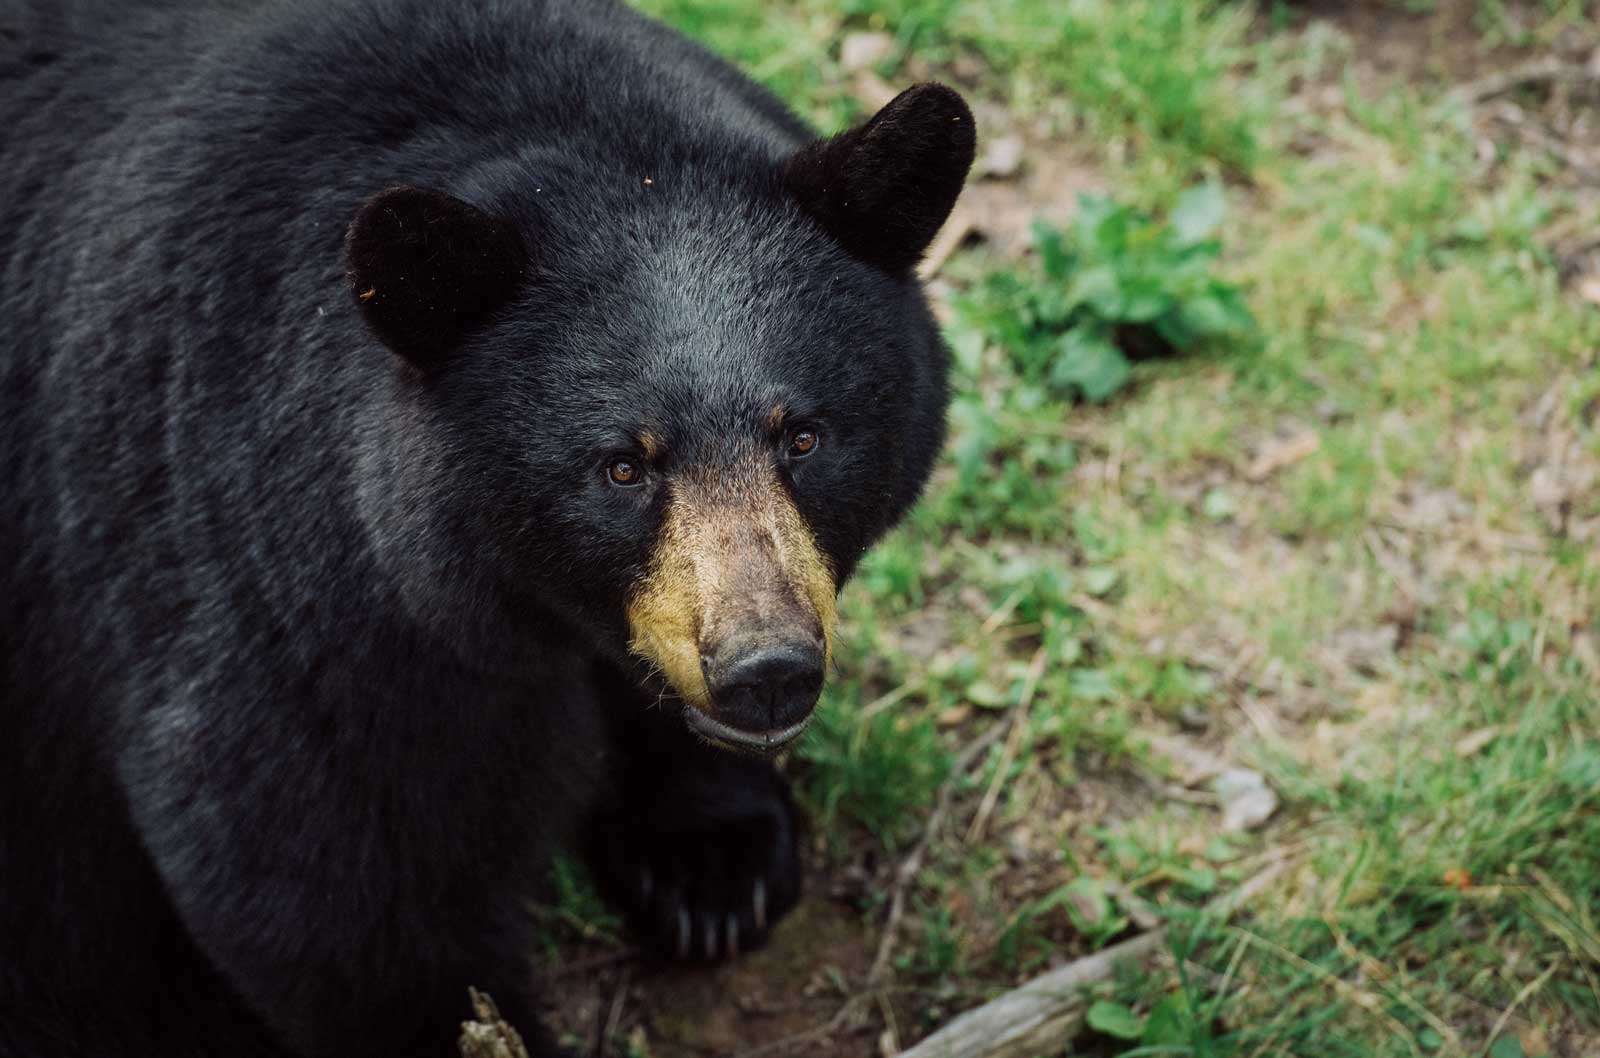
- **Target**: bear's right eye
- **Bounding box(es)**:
[606,458,646,488]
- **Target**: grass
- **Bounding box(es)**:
[551,1,1600,1054]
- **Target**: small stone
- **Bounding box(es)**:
[1214,768,1278,832]
[1005,827,1032,865]
[978,134,1025,179]
[839,31,894,74]
[1178,705,1210,733]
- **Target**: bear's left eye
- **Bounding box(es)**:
[786,426,820,459]
[606,458,646,487]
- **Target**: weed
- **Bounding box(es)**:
[955,186,1256,406]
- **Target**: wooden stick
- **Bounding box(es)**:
[1448,57,1598,105]
[894,931,1168,1058]
[870,721,1011,984]
[894,856,1291,1058]
[965,646,1048,843]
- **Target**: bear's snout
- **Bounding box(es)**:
[694,636,825,749]
[626,457,838,748]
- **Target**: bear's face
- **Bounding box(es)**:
[346,85,973,750]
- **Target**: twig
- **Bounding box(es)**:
[870,720,1011,984]
[966,646,1048,843]
[1207,851,1293,918]
[1241,931,1424,1057]
[1484,959,1562,1057]
[596,965,631,1058]
[919,206,976,279]
[860,680,923,723]
[876,991,902,1056]
[891,855,1293,1058]
[1449,57,1600,106]
[1323,911,1463,1054]
[979,586,1028,635]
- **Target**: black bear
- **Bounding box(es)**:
[0,0,972,1055]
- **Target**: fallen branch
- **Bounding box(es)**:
[1448,57,1600,106]
[896,931,1168,1058]
[893,856,1291,1058]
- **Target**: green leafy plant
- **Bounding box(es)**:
[956,184,1256,404]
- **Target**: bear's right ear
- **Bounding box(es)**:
[344,186,528,367]
[782,83,976,274]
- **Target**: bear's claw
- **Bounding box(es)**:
[585,758,801,963]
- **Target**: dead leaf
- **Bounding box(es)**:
[1454,726,1500,758]
[937,704,973,727]
[1246,431,1320,482]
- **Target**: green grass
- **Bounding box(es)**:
[540,1,1600,1053]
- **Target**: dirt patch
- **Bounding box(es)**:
[545,884,880,1058]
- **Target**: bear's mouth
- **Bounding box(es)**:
[682,705,812,754]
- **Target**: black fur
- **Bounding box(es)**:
[0,1,969,1056]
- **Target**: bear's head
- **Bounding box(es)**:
[344,84,973,752]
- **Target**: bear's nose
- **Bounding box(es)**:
[696,640,825,749]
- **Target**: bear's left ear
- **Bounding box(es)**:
[782,83,976,274]
[344,186,528,367]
